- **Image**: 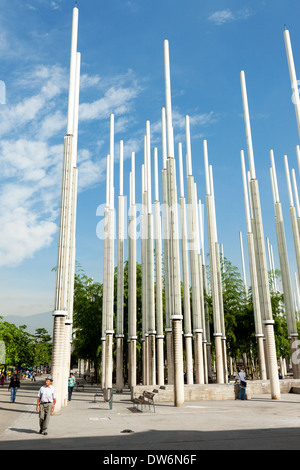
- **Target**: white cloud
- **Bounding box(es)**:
[0,65,68,139]
[25,3,37,11]
[146,108,218,146]
[50,1,60,10]
[80,73,101,89]
[0,95,45,137]
[15,64,68,99]
[208,8,252,25]
[40,111,66,140]
[0,204,57,267]
[173,109,217,130]
[208,9,235,25]
[0,139,61,183]
[77,156,107,191]
[79,85,140,121]
[78,69,142,122]
[0,137,63,268]
[0,63,145,266]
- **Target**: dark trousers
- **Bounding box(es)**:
[68,386,74,401]
[238,386,246,400]
[39,403,52,432]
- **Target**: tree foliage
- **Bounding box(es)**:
[205,256,299,376]
[0,319,52,368]
[72,270,103,381]
[73,254,300,380]
[72,261,144,382]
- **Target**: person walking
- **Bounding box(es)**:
[236,367,247,400]
[1,372,5,387]
[36,376,56,435]
[68,372,76,401]
[8,374,20,403]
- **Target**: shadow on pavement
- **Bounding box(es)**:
[1,427,300,450]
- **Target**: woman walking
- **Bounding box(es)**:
[68,372,76,401]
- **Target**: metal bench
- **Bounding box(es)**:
[133,391,155,412]
[75,379,86,392]
[93,389,102,402]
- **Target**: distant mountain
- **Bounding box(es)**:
[1,312,53,336]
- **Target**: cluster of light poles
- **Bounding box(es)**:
[51,6,300,410]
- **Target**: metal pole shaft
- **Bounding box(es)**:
[241,71,280,399]
[178,143,193,384]
[240,150,266,379]
[203,140,224,384]
[116,141,125,393]
[284,28,300,138]
[164,41,184,405]
[154,148,164,386]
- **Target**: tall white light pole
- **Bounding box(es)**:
[145,121,156,385]
[199,201,213,382]
[185,116,204,384]
[116,141,125,392]
[203,140,224,384]
[128,152,137,388]
[154,147,164,385]
[196,192,208,383]
[240,150,266,379]
[240,71,280,399]
[284,27,300,138]
[178,142,194,384]
[51,5,80,414]
[161,107,173,385]
[104,114,115,391]
[296,146,300,177]
[209,164,227,383]
[284,155,300,283]
[141,162,148,384]
[62,49,81,407]
[101,154,110,388]
[291,168,300,250]
[164,40,184,406]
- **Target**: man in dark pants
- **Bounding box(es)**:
[36,376,57,435]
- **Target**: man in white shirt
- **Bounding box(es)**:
[36,376,57,435]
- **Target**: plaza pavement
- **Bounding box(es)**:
[1,374,300,453]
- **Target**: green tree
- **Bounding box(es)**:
[32,328,52,366]
[120,261,143,381]
[271,290,291,359]
[72,271,103,381]
[72,256,300,381]
[72,261,144,383]
[221,258,255,362]
[0,319,34,367]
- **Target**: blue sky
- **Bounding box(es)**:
[0,0,300,318]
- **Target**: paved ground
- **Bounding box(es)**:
[1,375,300,454]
